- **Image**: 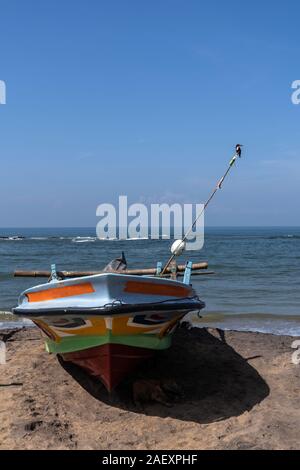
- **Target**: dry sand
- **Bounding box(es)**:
[0,325,299,450]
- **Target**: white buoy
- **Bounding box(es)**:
[171,239,186,256]
[0,341,6,365]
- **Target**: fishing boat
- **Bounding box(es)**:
[13,145,242,392]
[13,259,205,391]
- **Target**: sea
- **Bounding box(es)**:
[0,227,299,336]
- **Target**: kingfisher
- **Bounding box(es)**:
[235,144,243,157]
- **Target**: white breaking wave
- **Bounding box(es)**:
[0,319,34,330]
[0,236,24,241]
[72,236,96,243]
[194,314,300,337]
[97,237,117,241]
[128,237,148,240]
[98,237,148,241]
[0,312,34,330]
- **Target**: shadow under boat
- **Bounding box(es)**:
[58,324,270,425]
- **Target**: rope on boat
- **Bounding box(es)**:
[161,144,243,275]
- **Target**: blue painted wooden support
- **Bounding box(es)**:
[156,261,162,276]
[50,264,59,282]
[183,261,193,285]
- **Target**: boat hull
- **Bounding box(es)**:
[31,309,191,391]
[61,343,154,392]
[31,307,195,391]
[13,272,205,390]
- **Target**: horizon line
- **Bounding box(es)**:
[0,225,299,229]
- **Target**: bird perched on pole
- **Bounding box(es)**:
[235,144,243,158]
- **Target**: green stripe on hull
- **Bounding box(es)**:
[45,333,172,354]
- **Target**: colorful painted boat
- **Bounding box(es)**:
[13,271,205,391]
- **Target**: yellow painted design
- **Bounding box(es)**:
[158,314,184,338]
[53,317,107,337]
[33,319,62,343]
[34,314,181,344]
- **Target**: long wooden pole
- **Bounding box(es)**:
[14,261,208,279]
[161,144,242,275]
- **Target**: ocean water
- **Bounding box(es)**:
[0,227,299,336]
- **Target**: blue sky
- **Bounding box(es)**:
[0,0,300,227]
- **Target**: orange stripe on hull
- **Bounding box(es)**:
[26,282,95,303]
[124,280,191,297]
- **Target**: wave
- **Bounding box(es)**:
[206,234,300,241]
[0,235,173,242]
[97,237,148,241]
[197,312,300,322]
[125,237,148,241]
[98,237,117,241]
[0,320,34,330]
[1,236,73,241]
[0,236,25,241]
[0,311,14,317]
[268,235,300,240]
[2,310,300,336]
[192,311,300,336]
[72,237,96,243]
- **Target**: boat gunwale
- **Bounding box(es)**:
[12,298,205,317]
[17,271,194,292]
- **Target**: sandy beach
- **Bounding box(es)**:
[0,324,299,450]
